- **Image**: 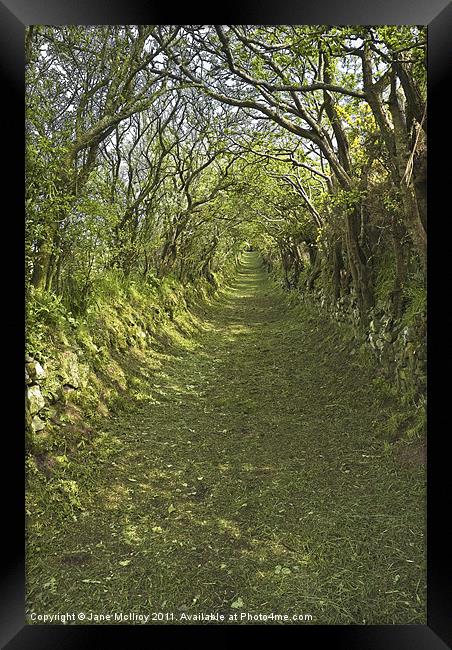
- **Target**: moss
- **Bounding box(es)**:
[26,267,233,457]
[374,253,396,308]
[401,278,426,328]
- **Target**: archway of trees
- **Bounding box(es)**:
[26,25,426,326]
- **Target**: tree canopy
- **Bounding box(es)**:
[26,25,426,329]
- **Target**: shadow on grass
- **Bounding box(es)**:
[26,252,426,625]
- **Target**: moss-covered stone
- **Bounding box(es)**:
[26,385,45,415]
[26,360,46,382]
[31,415,46,433]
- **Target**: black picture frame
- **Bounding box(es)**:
[2,1,451,647]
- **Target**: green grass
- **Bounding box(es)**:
[26,252,425,625]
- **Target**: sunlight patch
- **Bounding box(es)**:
[101,484,130,510]
[218,518,241,538]
[122,523,144,545]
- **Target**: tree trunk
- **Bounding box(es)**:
[330,238,343,304]
[31,238,53,290]
[344,208,374,325]
[388,77,427,265]
[412,141,427,232]
[306,243,321,291]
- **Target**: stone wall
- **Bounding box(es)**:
[25,351,90,438]
[257,253,426,405]
[322,292,426,404]
[25,273,224,451]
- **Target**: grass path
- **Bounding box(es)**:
[27,252,425,624]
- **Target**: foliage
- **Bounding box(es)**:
[25,26,426,624]
[401,275,426,327]
[26,287,76,361]
[374,254,397,307]
[25,24,426,402]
